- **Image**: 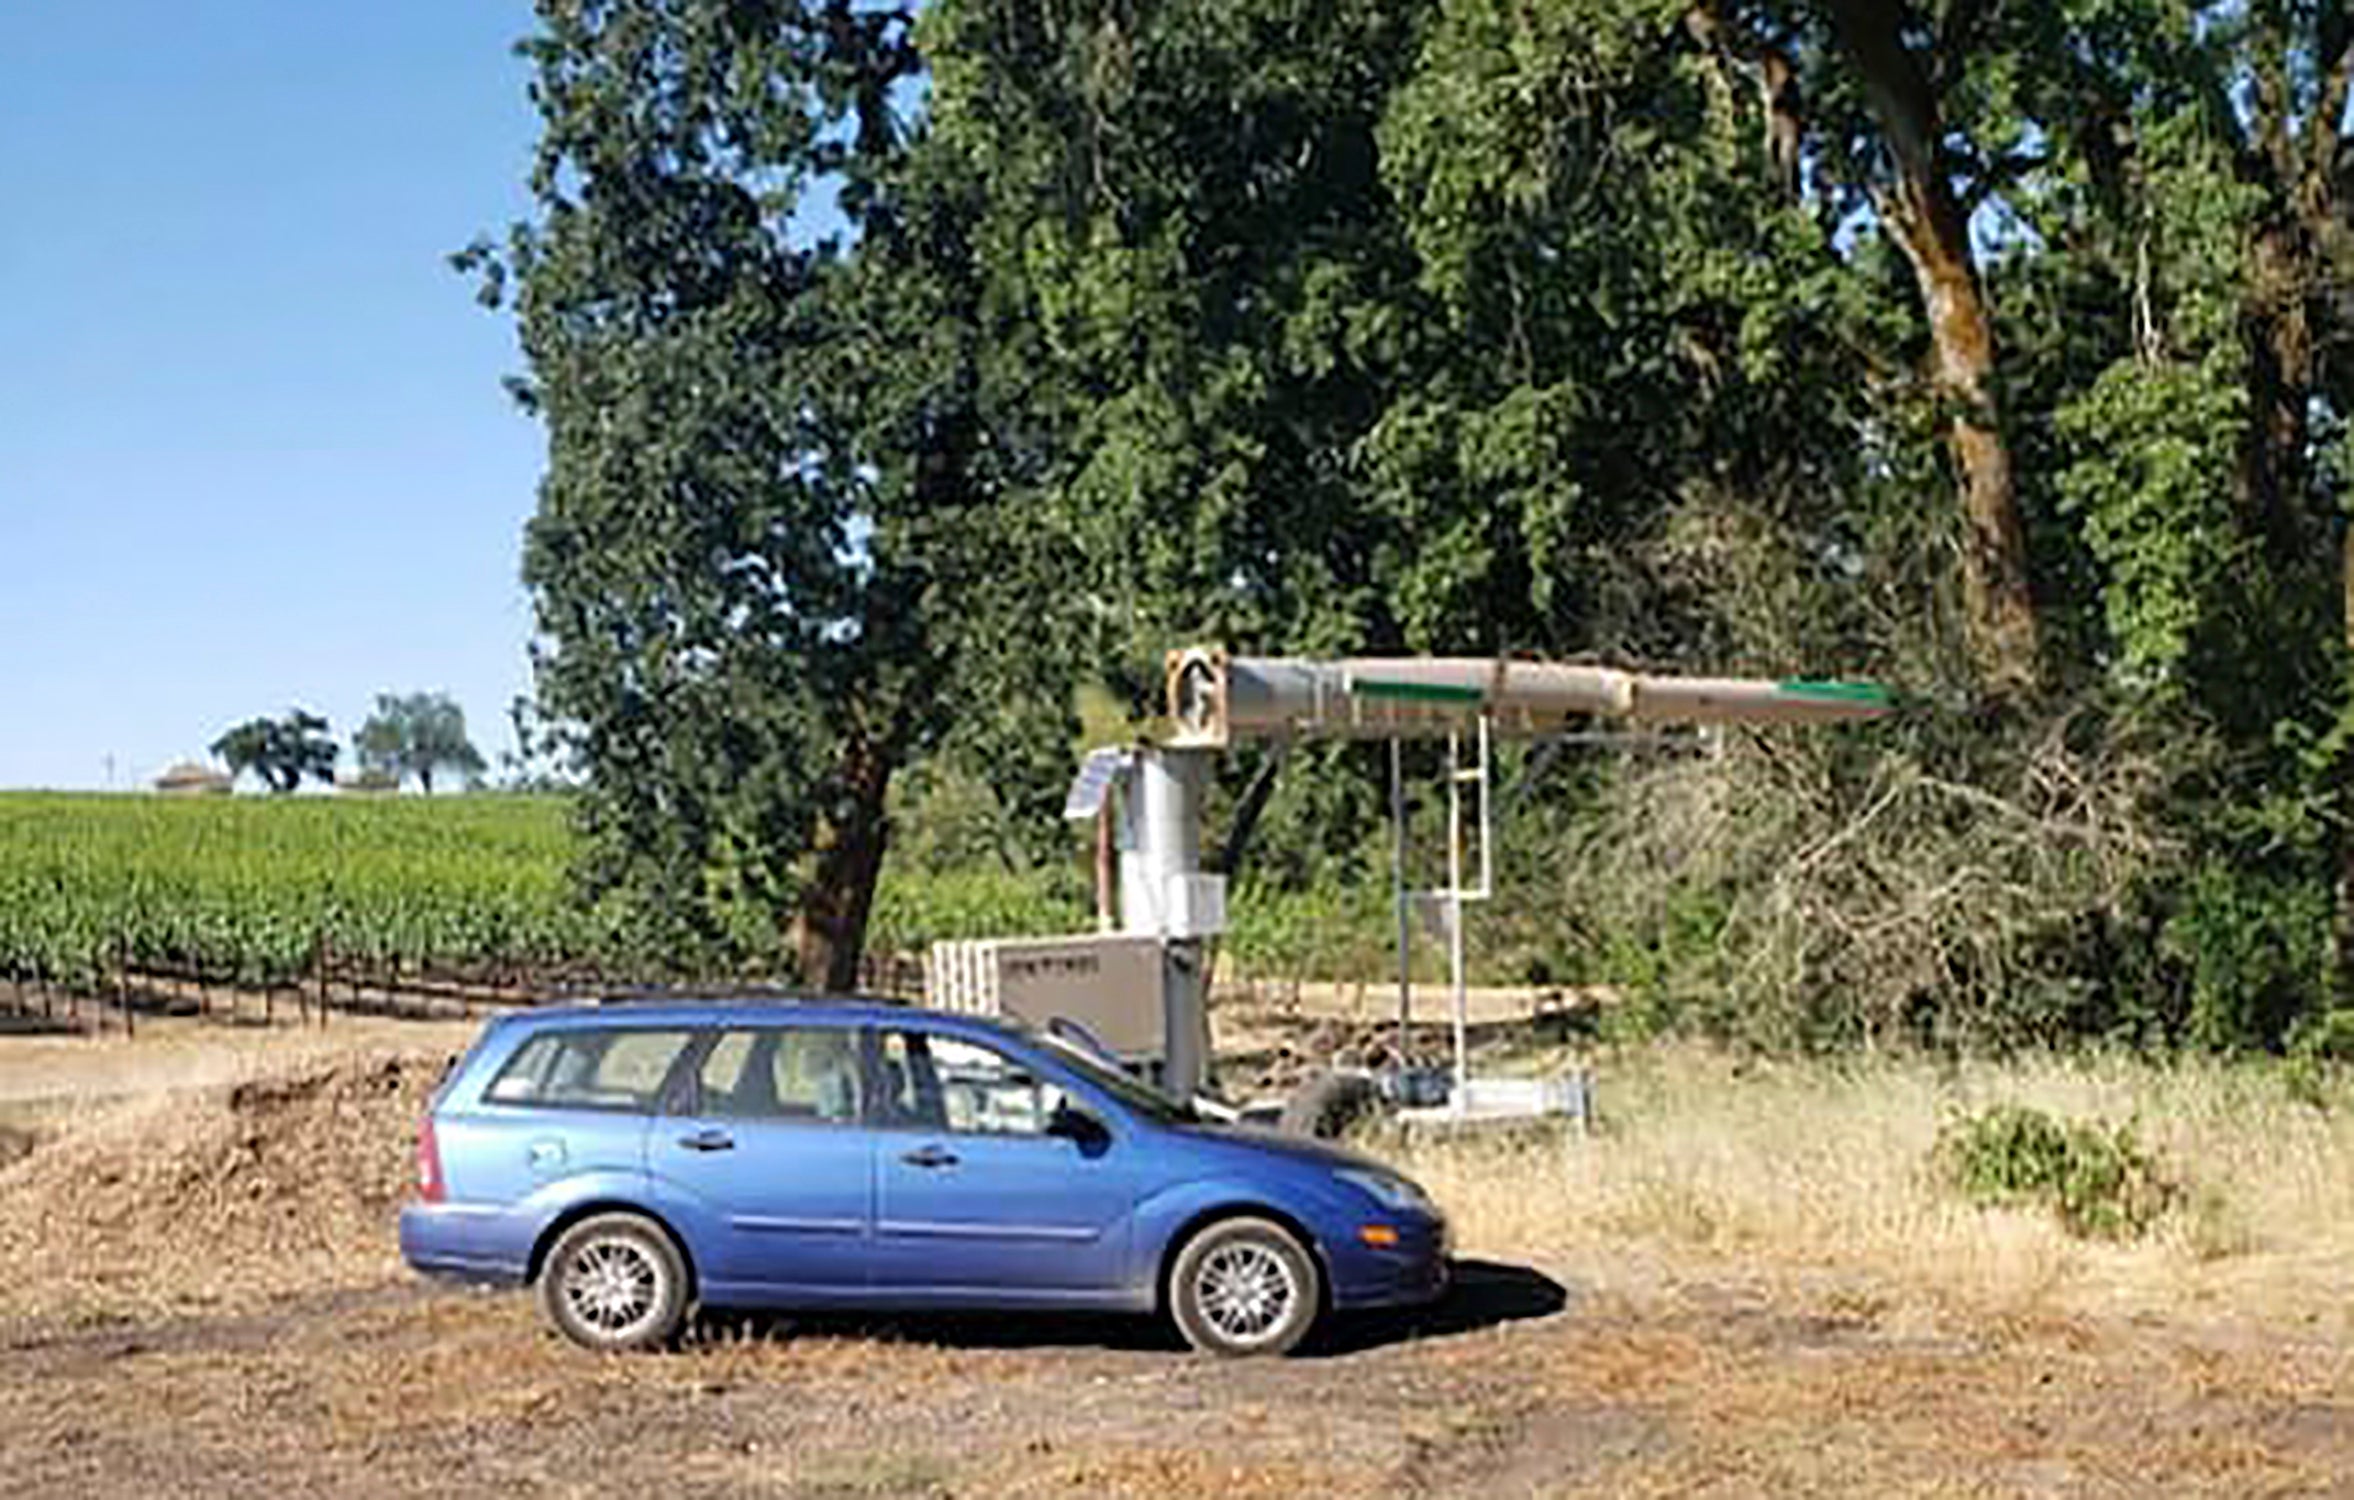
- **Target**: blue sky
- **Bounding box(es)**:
[0,3,545,789]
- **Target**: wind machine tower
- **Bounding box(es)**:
[929,647,1892,1116]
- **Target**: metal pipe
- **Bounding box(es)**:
[1475,713,1493,902]
[1118,747,1214,1100]
[1094,802,1116,934]
[1168,648,1893,745]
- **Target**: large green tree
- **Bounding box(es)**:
[353,692,487,794]
[475,0,1062,986]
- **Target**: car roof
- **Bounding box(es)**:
[506,995,1006,1032]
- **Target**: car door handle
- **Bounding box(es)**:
[677,1129,735,1153]
[900,1144,959,1169]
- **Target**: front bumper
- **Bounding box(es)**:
[1328,1214,1451,1309]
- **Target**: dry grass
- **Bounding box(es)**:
[1387,1042,2354,1335]
[6,1025,2354,1496]
[0,1013,481,1109]
[0,1044,453,1323]
[9,1017,2354,1346]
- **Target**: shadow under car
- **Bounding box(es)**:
[677,1258,1570,1358]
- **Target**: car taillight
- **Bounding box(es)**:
[415,1116,446,1203]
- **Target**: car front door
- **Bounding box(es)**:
[867,1026,1138,1300]
[646,1023,874,1301]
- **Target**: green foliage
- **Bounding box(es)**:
[866,865,1090,955]
[436,0,2354,1047]
[353,692,486,794]
[2157,860,2331,1052]
[2290,1008,2354,1064]
[2284,1010,2354,1108]
[2056,361,2249,686]
[210,710,338,795]
[1221,878,1396,986]
[1936,1103,2176,1239]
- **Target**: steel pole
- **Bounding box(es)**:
[1390,737,1410,1062]
[1447,731,1468,1110]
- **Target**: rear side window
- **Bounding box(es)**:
[694,1027,861,1123]
[484,1027,695,1112]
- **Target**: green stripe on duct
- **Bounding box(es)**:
[1349,678,1485,704]
[1774,679,1895,708]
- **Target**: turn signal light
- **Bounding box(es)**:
[1357,1224,1400,1248]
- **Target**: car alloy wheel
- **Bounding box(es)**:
[1196,1240,1299,1345]
[538,1212,689,1352]
[563,1235,663,1336]
[1170,1216,1319,1357]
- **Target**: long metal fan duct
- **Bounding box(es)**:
[1165,647,1893,747]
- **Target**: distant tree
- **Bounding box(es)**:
[353,692,487,795]
[211,710,338,794]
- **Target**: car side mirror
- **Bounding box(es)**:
[1047,1102,1110,1151]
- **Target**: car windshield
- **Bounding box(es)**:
[1037,1034,1198,1125]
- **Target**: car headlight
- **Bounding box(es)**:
[1336,1167,1433,1214]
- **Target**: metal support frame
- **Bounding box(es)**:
[1442,716,1493,1110]
[1022,648,1886,1124]
[1389,716,1495,1112]
[1390,738,1411,1064]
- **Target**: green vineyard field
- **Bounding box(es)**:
[0,793,1097,996]
[0,792,593,988]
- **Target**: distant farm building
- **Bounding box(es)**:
[152,762,232,796]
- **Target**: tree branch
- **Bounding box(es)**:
[2255,19,2297,185]
[1936,0,1992,90]
[2181,35,2270,189]
[1961,147,2051,213]
[1823,0,1939,182]
[1683,2,1807,200]
[2308,4,2354,209]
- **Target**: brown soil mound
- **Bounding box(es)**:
[0,1048,453,1322]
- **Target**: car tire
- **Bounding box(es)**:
[1169,1216,1321,1357]
[536,1211,690,1353]
[1279,1069,1379,1139]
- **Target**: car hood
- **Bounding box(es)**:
[1170,1121,1390,1176]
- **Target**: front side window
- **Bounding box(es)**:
[483,1027,695,1111]
[876,1030,1070,1136]
[693,1027,861,1123]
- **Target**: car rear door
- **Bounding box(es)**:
[437,1023,696,1268]
[866,1025,1138,1300]
[645,1021,875,1301]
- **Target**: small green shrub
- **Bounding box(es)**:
[2279,1010,2354,1110]
[2290,1008,2354,1064]
[1935,1104,2176,1239]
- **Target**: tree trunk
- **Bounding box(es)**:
[1683,3,1804,202]
[2241,219,2315,567]
[1826,0,2039,690]
[794,744,894,993]
[1903,212,2038,689]
[2340,510,2354,1007]
[2236,221,2346,1007]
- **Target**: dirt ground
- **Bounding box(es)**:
[4,1017,2353,1497]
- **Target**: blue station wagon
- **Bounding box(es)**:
[400,999,1450,1355]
